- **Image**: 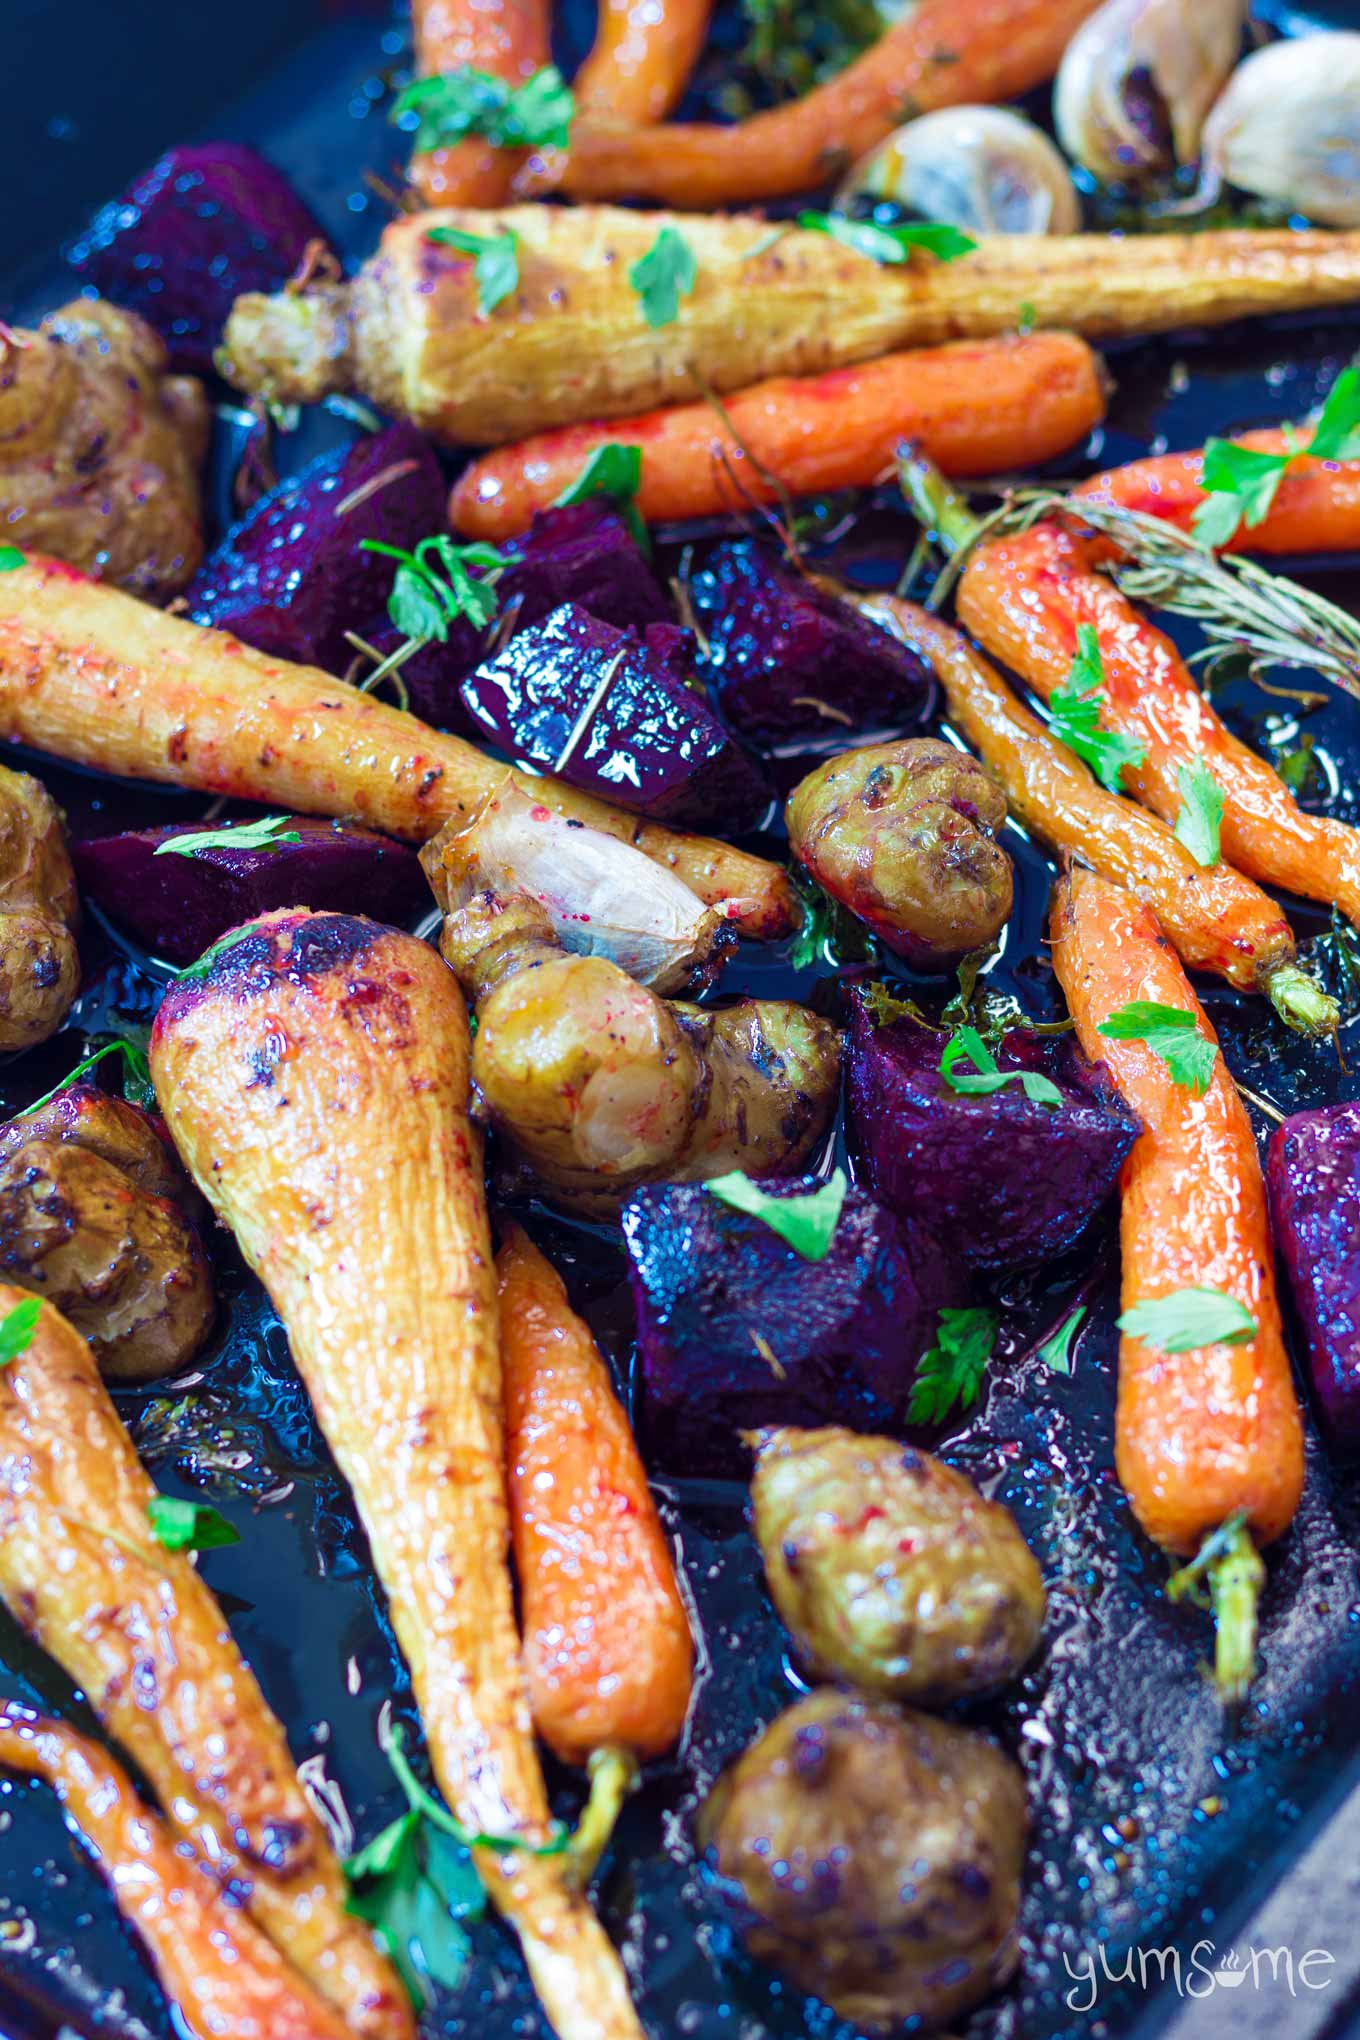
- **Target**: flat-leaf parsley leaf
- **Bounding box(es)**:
[907,1306,998,1425]
[706,1169,848,1261]
[1045,624,1148,794]
[1118,1286,1257,1353]
[1097,999,1218,1095]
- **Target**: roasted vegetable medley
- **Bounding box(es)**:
[5,2,1360,2037]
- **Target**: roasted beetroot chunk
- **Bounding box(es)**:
[72,816,426,965]
[689,540,935,745]
[184,423,445,672]
[622,1178,966,1472]
[461,603,772,828]
[1268,1101,1360,1456]
[845,999,1138,1271]
[66,144,326,375]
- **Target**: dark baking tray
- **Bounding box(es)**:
[5,4,1360,2038]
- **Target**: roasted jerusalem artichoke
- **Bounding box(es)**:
[0,761,79,1052]
[0,1084,214,1380]
[221,205,1360,446]
[0,1286,409,2039]
[428,878,840,1216]
[0,301,208,597]
[151,911,646,2040]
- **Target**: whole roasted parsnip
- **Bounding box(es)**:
[0,554,794,940]
[221,205,1360,445]
[0,761,79,1053]
[0,1707,356,2040]
[0,1286,409,2040]
[151,911,647,2040]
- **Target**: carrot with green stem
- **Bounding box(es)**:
[1050,865,1305,1702]
[497,1223,694,1880]
[407,0,553,207]
[853,592,1335,1035]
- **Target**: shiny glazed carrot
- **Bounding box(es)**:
[1051,867,1305,1698]
[450,331,1106,541]
[1076,429,1360,555]
[573,0,713,125]
[410,0,552,206]
[498,1223,693,1872]
[531,0,1101,206]
[855,594,1316,1015]
[957,520,1360,929]
[0,1708,356,2040]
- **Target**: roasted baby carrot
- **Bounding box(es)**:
[1076,430,1360,556]
[1051,867,1306,1699]
[498,1223,694,1872]
[854,595,1330,1029]
[956,520,1360,930]
[450,331,1106,541]
[573,0,713,125]
[531,0,1101,206]
[0,1708,357,2040]
[410,0,552,206]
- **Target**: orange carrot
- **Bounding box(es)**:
[956,520,1360,930]
[410,0,551,206]
[449,331,1106,541]
[0,1707,355,2040]
[523,0,1100,207]
[1077,429,1360,555]
[1050,867,1305,1699]
[497,1222,693,1873]
[573,0,713,125]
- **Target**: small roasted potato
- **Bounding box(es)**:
[0,763,80,1053]
[0,300,208,598]
[699,1689,1026,2033]
[786,739,1013,968]
[0,1085,213,1381]
[750,1427,1046,1701]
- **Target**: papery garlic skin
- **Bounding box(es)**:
[839,106,1080,234]
[1198,33,1360,226]
[1054,0,1247,185]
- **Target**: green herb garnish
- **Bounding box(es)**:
[553,444,649,554]
[706,1168,848,1261]
[628,226,698,330]
[939,1026,1063,1107]
[20,1038,154,1119]
[798,212,977,264]
[1118,1286,1257,1353]
[1097,999,1217,1095]
[1037,1305,1086,1376]
[859,980,931,1030]
[360,536,508,681]
[907,1306,998,1425]
[1045,624,1147,794]
[1173,755,1225,868]
[1193,366,1360,547]
[146,1496,241,1553]
[426,225,519,314]
[0,1297,41,1369]
[393,64,573,153]
[155,814,301,859]
[1276,731,1318,795]
[0,546,24,571]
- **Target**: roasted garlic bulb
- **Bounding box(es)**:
[840,106,1080,235]
[1054,0,1246,185]
[1197,34,1360,227]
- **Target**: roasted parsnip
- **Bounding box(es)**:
[151,912,647,2040]
[0,1286,409,2039]
[0,1707,357,2040]
[221,207,1360,445]
[0,761,79,1053]
[0,554,794,939]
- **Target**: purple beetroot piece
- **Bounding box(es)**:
[460,602,772,828]
[622,1177,967,1473]
[845,997,1138,1271]
[72,816,427,966]
[1268,1101,1360,1456]
[689,539,935,745]
[184,423,446,673]
[66,143,327,375]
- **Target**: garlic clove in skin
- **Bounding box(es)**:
[1197,33,1360,227]
[838,106,1080,236]
[1054,0,1247,186]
